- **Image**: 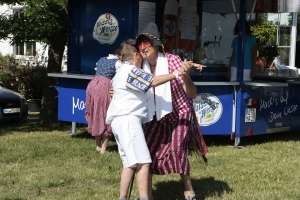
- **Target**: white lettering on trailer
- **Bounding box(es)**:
[72,97,86,114]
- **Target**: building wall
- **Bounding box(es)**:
[0,4,12,56]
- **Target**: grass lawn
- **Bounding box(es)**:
[1,116,300,200]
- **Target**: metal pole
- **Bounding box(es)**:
[71,122,76,135]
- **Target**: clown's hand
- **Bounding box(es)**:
[179,59,194,76]
[192,63,207,72]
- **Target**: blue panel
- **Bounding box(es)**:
[56,78,90,124]
[57,87,87,124]
[195,85,234,135]
[237,84,300,137]
[71,0,135,75]
[190,67,228,82]
[288,83,300,130]
[81,0,135,75]
[67,0,82,73]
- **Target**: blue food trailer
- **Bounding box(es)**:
[48,0,300,146]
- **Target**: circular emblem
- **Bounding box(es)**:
[193,93,223,126]
[164,20,176,36]
[93,13,119,45]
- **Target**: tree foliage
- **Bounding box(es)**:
[0,0,67,44]
[0,54,47,100]
[248,15,277,46]
[0,0,68,128]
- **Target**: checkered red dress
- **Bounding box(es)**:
[144,53,208,175]
[84,57,118,137]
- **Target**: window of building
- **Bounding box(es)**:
[11,6,37,57]
[13,42,36,56]
[266,13,297,67]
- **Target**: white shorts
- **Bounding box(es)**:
[111,115,151,168]
[230,66,252,81]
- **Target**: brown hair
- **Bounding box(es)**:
[233,20,252,35]
[120,41,139,62]
[115,39,134,61]
[113,48,121,57]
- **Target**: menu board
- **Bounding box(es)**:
[179,5,197,40]
[138,1,156,34]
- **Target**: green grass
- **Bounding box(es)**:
[1,118,300,200]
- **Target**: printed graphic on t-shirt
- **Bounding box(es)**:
[126,67,154,93]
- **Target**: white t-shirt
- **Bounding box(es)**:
[106,63,154,124]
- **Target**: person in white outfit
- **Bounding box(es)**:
[106,42,201,200]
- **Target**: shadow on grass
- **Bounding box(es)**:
[2,113,300,148]
[71,130,119,152]
[71,128,300,150]
[152,176,233,200]
[0,115,80,136]
[0,120,41,135]
[203,130,300,147]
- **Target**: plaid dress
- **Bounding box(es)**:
[85,57,118,137]
[144,53,208,175]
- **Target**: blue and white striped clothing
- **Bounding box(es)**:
[126,67,154,93]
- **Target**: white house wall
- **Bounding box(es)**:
[0,4,12,56]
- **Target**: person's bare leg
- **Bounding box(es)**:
[180,174,195,198]
[100,134,110,154]
[148,172,153,200]
[136,163,150,199]
[120,167,135,198]
[95,136,102,152]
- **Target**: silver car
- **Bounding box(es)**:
[0,81,28,122]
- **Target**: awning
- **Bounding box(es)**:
[202,0,300,14]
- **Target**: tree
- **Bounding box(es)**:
[0,0,68,127]
[248,14,277,47]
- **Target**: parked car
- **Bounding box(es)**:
[0,81,28,122]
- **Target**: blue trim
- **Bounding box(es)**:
[235,0,247,139]
[67,0,82,74]
[237,0,247,83]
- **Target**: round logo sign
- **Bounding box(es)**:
[164,20,176,36]
[193,93,223,126]
[93,13,119,45]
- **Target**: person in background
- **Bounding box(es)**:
[105,42,198,200]
[226,20,257,81]
[134,22,208,200]
[85,40,132,154]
